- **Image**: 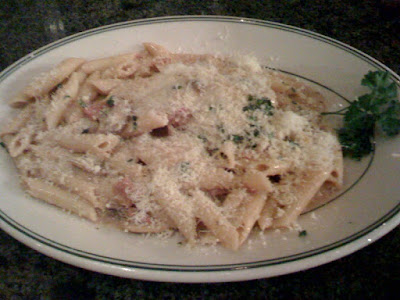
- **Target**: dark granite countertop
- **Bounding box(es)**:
[0,0,399,298]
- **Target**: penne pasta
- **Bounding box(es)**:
[9,91,31,108]
[143,42,171,57]
[198,168,236,191]
[0,43,344,250]
[80,52,138,74]
[257,198,279,230]
[42,167,102,208]
[107,151,143,177]
[153,188,197,244]
[78,71,101,102]
[122,221,171,234]
[7,125,35,157]
[23,177,98,222]
[0,105,34,137]
[192,190,240,250]
[242,170,273,193]
[272,169,332,228]
[89,79,122,95]
[51,132,120,158]
[325,148,344,188]
[23,58,86,98]
[45,71,87,129]
[236,192,267,244]
[222,189,247,212]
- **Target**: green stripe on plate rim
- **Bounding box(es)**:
[0,16,399,272]
[1,199,399,272]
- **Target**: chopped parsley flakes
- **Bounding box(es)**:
[132,115,138,130]
[231,134,244,144]
[243,95,274,115]
[197,135,208,143]
[106,97,115,107]
[78,99,87,108]
[180,161,190,173]
[298,230,307,237]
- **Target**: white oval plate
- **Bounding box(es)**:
[0,16,399,283]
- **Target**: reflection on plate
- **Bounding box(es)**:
[0,16,399,282]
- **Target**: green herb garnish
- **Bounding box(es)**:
[322,71,400,160]
[298,230,307,237]
[231,135,244,144]
[197,135,208,143]
[0,142,6,149]
[288,140,300,147]
[248,115,258,122]
[78,99,87,108]
[253,129,260,137]
[217,124,225,134]
[243,95,274,115]
[106,97,115,107]
[132,115,138,130]
[180,161,190,173]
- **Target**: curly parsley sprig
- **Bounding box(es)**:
[322,70,400,160]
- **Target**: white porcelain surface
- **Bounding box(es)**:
[0,16,399,282]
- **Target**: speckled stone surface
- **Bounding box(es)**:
[0,0,399,298]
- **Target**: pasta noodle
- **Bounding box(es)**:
[23,58,86,98]
[0,43,343,250]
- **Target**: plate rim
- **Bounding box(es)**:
[0,15,399,281]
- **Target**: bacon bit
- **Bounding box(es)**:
[224,168,236,174]
[143,215,152,224]
[124,207,152,225]
[242,155,253,160]
[206,147,219,156]
[150,57,172,72]
[150,125,170,137]
[136,52,145,60]
[113,177,132,193]
[83,102,106,120]
[116,61,138,78]
[137,159,147,166]
[268,175,281,183]
[113,177,149,209]
[191,80,205,93]
[169,107,192,128]
[113,177,134,207]
[124,206,138,218]
[240,150,257,161]
[207,188,229,198]
[245,187,257,194]
[113,196,131,208]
